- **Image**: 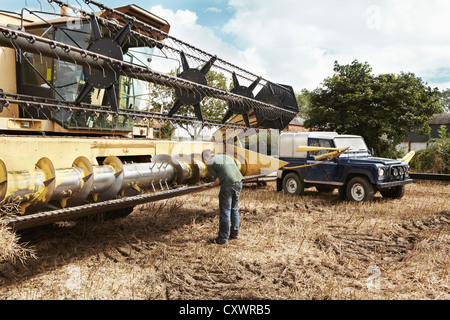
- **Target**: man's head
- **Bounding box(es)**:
[202,149,213,164]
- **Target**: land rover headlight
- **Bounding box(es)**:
[392,167,399,177]
[378,167,385,178]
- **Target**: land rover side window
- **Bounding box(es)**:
[309,139,332,156]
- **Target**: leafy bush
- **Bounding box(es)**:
[410,125,450,173]
[434,125,450,172]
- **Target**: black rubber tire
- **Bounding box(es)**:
[338,186,347,200]
[282,173,305,196]
[380,185,405,199]
[346,177,374,202]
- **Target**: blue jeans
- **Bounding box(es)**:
[218,182,243,240]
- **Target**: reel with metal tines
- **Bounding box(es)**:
[1,0,298,130]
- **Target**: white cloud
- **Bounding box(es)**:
[204,7,222,13]
[147,3,273,90]
[149,5,238,72]
[148,1,450,92]
[222,0,450,90]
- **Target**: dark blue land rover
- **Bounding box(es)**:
[276,132,413,202]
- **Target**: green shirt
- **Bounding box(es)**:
[207,154,244,186]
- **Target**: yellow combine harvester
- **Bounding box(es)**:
[0,1,298,229]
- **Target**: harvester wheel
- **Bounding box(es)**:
[282,173,304,196]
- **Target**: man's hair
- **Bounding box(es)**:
[202,149,213,162]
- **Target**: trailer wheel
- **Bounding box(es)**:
[380,186,405,199]
[283,173,304,196]
[346,177,374,202]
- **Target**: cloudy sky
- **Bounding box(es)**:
[3,0,450,92]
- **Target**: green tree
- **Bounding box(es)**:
[434,125,450,172]
[295,89,311,118]
[305,60,442,157]
[149,70,230,139]
[160,122,176,139]
[440,88,450,113]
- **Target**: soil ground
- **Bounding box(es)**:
[0,181,448,300]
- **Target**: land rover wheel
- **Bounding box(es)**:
[346,177,374,202]
[283,173,304,196]
[381,186,405,199]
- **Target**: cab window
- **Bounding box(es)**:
[308,138,332,157]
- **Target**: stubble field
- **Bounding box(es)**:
[0,180,448,300]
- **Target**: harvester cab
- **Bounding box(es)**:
[1,3,171,135]
[0,0,298,230]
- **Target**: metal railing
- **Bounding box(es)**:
[409,173,450,182]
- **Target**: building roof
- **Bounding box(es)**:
[429,113,450,125]
[289,116,305,126]
[406,113,450,142]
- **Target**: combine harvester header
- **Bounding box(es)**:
[0,0,298,229]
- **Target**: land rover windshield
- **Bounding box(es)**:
[334,137,370,155]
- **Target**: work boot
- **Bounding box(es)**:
[229,229,238,240]
[209,238,228,245]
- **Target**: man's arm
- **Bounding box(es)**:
[209,177,220,188]
[207,164,220,188]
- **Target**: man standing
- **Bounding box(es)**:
[202,149,244,245]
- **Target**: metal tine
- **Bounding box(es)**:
[107,60,119,81]
[3,102,16,120]
[5,34,21,63]
[36,0,43,12]
[75,0,85,13]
